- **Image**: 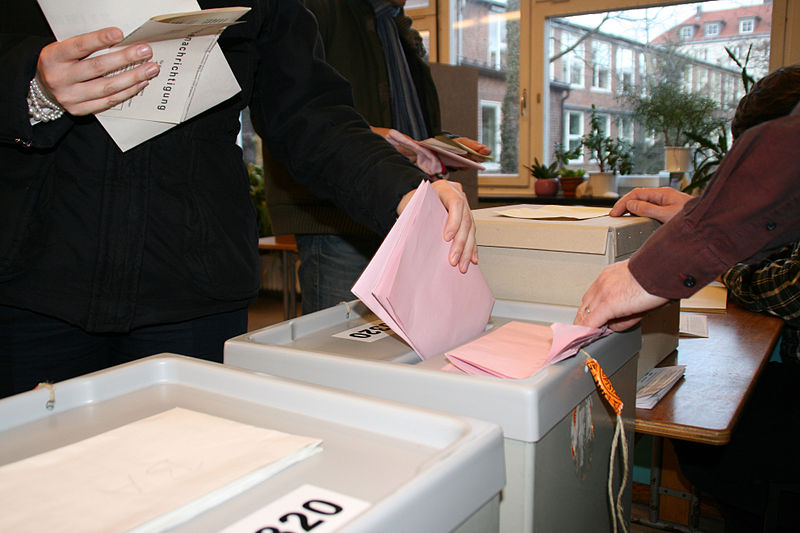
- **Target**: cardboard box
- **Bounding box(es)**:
[473,206,678,377]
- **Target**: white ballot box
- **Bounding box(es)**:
[473,206,678,377]
[0,354,503,533]
[225,299,640,532]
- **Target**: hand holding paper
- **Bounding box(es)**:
[352,180,494,359]
[37,0,249,151]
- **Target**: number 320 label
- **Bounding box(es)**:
[221,485,370,533]
[332,320,394,343]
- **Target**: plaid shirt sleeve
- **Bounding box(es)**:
[721,241,800,327]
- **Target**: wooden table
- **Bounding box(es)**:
[634,301,783,531]
[258,235,299,320]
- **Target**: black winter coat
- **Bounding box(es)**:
[0,0,426,332]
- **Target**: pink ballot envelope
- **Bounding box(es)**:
[445,321,610,379]
[352,180,494,359]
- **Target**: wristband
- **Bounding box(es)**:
[27,76,65,122]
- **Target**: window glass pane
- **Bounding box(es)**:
[481,102,502,172]
[592,41,611,90]
[450,0,519,175]
[406,0,430,10]
[545,0,770,175]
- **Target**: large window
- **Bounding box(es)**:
[592,40,612,91]
[616,47,635,90]
[565,111,584,157]
[488,8,509,69]
[437,0,788,195]
[705,21,721,36]
[561,31,586,87]
[481,101,503,171]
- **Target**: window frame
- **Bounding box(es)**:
[564,110,584,163]
[422,0,795,197]
[480,100,504,172]
[705,21,721,37]
[591,39,612,92]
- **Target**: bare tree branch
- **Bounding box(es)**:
[549,12,611,63]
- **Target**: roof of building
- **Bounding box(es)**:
[652,3,772,45]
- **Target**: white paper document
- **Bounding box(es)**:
[221,485,371,533]
[496,205,611,220]
[680,312,709,338]
[0,408,322,533]
[636,365,686,409]
[37,0,248,151]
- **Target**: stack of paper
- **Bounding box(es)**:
[636,365,686,409]
[418,138,486,170]
[680,281,727,313]
[444,321,610,379]
[352,180,494,359]
[0,408,322,532]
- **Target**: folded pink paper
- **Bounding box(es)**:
[445,320,610,379]
[352,180,494,359]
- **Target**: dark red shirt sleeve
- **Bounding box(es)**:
[629,106,800,300]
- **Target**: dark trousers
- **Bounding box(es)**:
[295,233,382,315]
[673,361,800,532]
[0,305,248,399]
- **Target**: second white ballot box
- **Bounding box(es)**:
[225,299,640,532]
[473,205,678,377]
[0,354,504,533]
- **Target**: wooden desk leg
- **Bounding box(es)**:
[635,436,701,533]
[649,436,664,524]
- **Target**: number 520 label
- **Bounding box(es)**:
[221,485,370,533]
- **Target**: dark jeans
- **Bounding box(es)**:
[0,305,248,399]
[295,233,382,315]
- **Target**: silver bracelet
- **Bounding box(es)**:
[27,76,65,122]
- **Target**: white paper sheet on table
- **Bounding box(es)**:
[37,0,246,151]
[0,407,322,533]
[445,320,610,379]
[352,180,495,359]
[496,205,611,220]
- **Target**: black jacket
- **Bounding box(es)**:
[265,0,443,236]
[0,0,426,332]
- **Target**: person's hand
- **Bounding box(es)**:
[454,136,491,162]
[574,259,669,332]
[610,187,692,224]
[370,126,418,161]
[376,127,444,176]
[36,27,160,116]
[396,179,477,273]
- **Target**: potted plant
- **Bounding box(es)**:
[620,79,724,172]
[524,157,560,197]
[553,143,585,197]
[581,105,633,196]
[248,163,272,237]
[681,47,753,195]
